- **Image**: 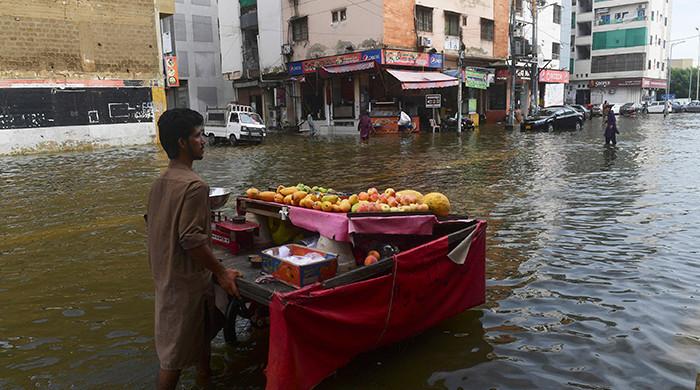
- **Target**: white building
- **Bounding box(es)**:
[218,0,286,127]
[570,0,671,106]
[514,0,570,109]
[164,0,235,113]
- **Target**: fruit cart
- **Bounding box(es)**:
[211,188,487,390]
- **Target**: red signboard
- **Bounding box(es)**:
[302,52,363,73]
[539,69,570,83]
[164,55,179,87]
[384,50,430,67]
[642,78,667,88]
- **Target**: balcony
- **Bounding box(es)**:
[240,10,258,30]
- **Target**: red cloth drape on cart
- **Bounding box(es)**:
[265,221,487,390]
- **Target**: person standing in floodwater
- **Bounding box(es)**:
[358,110,372,141]
[604,106,619,145]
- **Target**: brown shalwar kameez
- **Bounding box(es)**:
[146,161,223,370]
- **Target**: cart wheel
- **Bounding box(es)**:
[223,297,255,346]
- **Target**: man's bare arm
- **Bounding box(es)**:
[186,245,240,297]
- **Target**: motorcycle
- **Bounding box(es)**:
[441,114,475,131]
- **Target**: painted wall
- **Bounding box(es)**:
[258,0,285,75]
[282,0,385,62]
[415,0,494,58]
[384,0,416,50]
[172,0,235,112]
[218,0,243,78]
[493,0,510,59]
[0,122,155,155]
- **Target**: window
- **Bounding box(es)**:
[515,0,523,15]
[651,11,654,21]
[416,6,432,32]
[552,42,560,59]
[650,35,653,45]
[592,27,648,50]
[656,61,659,69]
[665,17,667,26]
[591,53,645,73]
[445,12,460,36]
[481,18,494,41]
[648,59,651,69]
[292,17,308,42]
[229,113,239,123]
[331,9,346,23]
[662,63,665,71]
[553,4,561,24]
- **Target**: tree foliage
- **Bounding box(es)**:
[670,68,699,99]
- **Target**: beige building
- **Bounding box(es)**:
[0,0,172,154]
[671,58,695,69]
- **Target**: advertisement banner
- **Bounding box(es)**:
[164,55,179,87]
[384,50,430,67]
[589,78,642,88]
[464,68,489,90]
[289,49,444,75]
[539,69,570,84]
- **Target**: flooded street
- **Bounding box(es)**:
[2,115,700,389]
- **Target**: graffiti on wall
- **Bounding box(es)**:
[0,87,153,129]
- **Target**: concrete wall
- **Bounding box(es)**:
[258,0,285,74]
[218,0,243,78]
[0,122,155,155]
[0,0,160,81]
[282,0,385,61]
[173,0,235,112]
[415,0,494,58]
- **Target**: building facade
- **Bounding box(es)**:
[217,0,511,132]
[509,0,570,112]
[0,0,171,155]
[164,0,235,113]
[569,0,671,106]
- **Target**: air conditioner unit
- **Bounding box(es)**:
[281,44,293,55]
[418,36,433,48]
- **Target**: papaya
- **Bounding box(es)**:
[274,193,284,203]
[258,191,276,202]
[339,199,352,213]
[321,201,333,212]
[422,192,451,216]
[276,185,285,194]
[348,194,359,205]
[292,191,308,202]
[283,194,293,205]
[280,186,297,196]
[312,201,322,210]
[246,187,260,199]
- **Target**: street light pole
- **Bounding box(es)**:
[696,27,699,100]
[667,41,685,115]
[530,0,539,116]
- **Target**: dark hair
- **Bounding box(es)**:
[157,108,204,159]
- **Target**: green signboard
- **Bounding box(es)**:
[464,68,489,90]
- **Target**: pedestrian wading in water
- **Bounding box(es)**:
[358,110,372,141]
[603,104,619,146]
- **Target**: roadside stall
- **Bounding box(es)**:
[208,184,487,390]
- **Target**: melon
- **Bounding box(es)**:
[422,192,451,216]
[396,190,424,203]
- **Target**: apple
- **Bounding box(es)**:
[367,187,379,195]
[387,196,398,207]
[369,192,379,202]
[358,192,369,201]
[384,188,396,197]
[379,204,391,212]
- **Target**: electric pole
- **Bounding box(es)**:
[531,0,539,116]
[458,31,464,134]
[508,0,517,128]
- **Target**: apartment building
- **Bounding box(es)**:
[570,0,672,106]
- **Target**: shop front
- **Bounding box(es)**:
[588,77,667,106]
[538,69,570,107]
[287,49,451,134]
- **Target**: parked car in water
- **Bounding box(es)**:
[642,101,666,114]
[684,101,700,113]
[521,106,584,132]
[671,101,686,113]
[569,104,591,120]
[620,102,642,116]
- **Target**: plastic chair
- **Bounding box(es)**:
[428,118,440,133]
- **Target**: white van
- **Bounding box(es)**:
[205,104,266,145]
[643,101,666,114]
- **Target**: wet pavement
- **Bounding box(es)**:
[1,114,699,389]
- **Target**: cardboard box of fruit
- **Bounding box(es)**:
[261,244,338,288]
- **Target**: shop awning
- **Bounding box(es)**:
[319,60,378,78]
[385,69,459,90]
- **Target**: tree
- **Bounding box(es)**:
[670,68,698,99]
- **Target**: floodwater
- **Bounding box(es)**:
[2,115,699,389]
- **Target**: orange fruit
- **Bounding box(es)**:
[364,255,378,266]
[368,250,381,259]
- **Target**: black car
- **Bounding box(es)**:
[569,104,591,120]
[521,107,583,132]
